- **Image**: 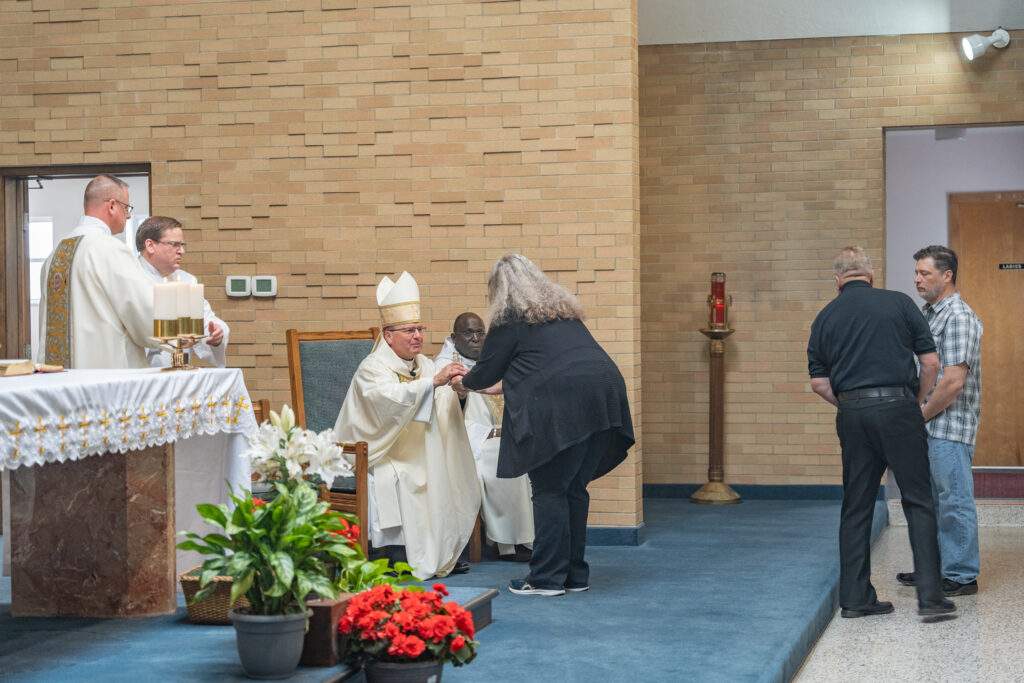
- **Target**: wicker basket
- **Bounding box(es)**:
[179,567,250,625]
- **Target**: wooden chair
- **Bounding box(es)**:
[286,328,378,554]
[321,441,369,557]
[286,329,378,433]
[251,397,270,426]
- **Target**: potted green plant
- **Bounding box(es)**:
[179,405,359,679]
[339,583,478,682]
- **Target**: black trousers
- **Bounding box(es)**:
[836,396,944,608]
[525,429,613,589]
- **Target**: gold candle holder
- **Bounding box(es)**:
[153,319,179,338]
[152,330,209,372]
[189,317,204,335]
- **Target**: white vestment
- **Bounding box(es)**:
[138,257,230,368]
[37,216,157,369]
[334,340,481,579]
[436,337,534,554]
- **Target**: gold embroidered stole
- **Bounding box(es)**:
[44,236,83,366]
[483,394,505,426]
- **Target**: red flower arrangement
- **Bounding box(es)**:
[339,583,478,667]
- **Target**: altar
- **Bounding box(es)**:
[0,368,256,618]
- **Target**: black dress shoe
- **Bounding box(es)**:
[942,578,978,596]
[919,598,957,616]
[896,571,916,586]
[448,560,471,576]
[499,546,533,563]
[840,601,894,618]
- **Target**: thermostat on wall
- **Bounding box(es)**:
[226,276,251,298]
[252,275,278,298]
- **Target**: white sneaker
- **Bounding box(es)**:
[564,584,590,593]
[508,579,565,596]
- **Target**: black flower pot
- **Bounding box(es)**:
[364,658,444,683]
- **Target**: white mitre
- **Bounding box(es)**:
[377,271,421,327]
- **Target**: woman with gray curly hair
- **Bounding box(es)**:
[457,254,634,597]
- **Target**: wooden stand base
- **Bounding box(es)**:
[690,481,741,505]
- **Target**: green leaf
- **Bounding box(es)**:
[203,533,234,550]
[231,569,254,606]
[176,539,221,556]
[306,572,337,600]
[227,551,254,576]
[294,569,314,603]
[195,503,228,528]
[266,552,295,597]
[200,567,221,587]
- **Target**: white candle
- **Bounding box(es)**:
[189,284,204,319]
[153,283,176,319]
[175,282,191,318]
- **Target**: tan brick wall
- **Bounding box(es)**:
[640,34,1024,485]
[1,0,641,526]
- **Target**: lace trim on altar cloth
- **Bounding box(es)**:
[1,394,253,469]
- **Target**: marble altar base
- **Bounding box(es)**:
[10,445,177,617]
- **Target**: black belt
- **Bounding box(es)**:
[837,386,912,402]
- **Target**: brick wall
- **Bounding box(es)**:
[640,34,1024,485]
[0,0,641,526]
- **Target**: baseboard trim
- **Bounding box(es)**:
[643,484,884,501]
[586,522,645,546]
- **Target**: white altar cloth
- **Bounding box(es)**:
[0,368,256,575]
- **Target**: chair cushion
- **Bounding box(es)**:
[298,338,374,433]
[330,475,357,493]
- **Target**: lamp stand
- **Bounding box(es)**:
[691,327,741,505]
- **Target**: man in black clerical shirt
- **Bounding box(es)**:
[807,246,955,619]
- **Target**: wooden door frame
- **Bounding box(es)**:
[0,163,151,360]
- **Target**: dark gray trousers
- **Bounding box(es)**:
[525,430,614,590]
[837,396,944,608]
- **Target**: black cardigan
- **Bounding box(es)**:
[461,318,634,479]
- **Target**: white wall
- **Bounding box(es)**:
[640,0,1024,45]
[884,125,1024,303]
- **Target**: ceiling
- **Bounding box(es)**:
[639,0,1024,45]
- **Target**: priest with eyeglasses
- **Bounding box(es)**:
[334,272,481,579]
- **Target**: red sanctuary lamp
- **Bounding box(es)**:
[709,272,728,329]
[692,272,741,504]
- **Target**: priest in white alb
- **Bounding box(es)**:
[36,174,157,368]
[334,272,481,579]
[135,215,230,368]
[436,312,534,561]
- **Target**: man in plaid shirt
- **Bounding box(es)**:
[897,245,983,597]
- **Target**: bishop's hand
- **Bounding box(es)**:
[433,362,467,388]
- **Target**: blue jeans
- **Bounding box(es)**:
[928,437,980,583]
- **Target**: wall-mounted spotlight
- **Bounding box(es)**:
[961,28,1010,61]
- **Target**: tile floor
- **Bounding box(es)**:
[796,525,1024,682]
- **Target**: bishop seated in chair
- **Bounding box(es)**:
[334,272,481,579]
[436,312,534,562]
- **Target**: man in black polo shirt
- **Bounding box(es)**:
[807,246,955,618]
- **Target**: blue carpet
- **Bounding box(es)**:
[0,499,888,682]
[440,499,888,683]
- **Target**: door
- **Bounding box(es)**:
[948,191,1024,467]
[0,166,150,361]
[1,177,29,361]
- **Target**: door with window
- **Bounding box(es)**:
[0,166,150,361]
